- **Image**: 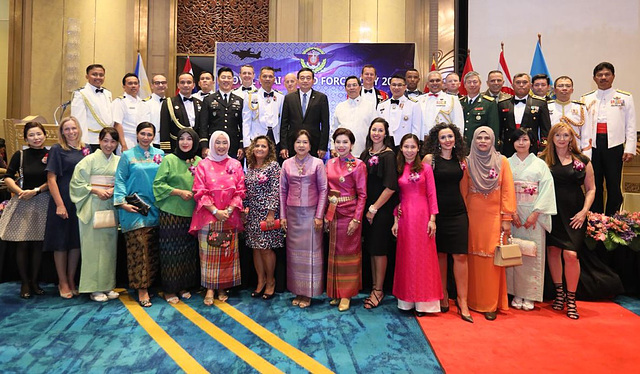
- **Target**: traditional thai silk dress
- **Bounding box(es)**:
[464,157,516,313]
[325,154,367,299]
[507,153,556,302]
[153,153,201,294]
[114,145,164,289]
[189,157,246,290]
[69,149,120,293]
[280,155,328,298]
[393,162,442,313]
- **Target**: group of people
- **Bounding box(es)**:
[0,60,634,323]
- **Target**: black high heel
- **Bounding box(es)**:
[20,283,31,299]
[251,284,266,298]
[566,291,579,320]
[455,299,474,323]
[552,283,565,311]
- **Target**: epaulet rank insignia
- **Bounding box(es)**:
[530,94,545,100]
[616,89,632,96]
[547,99,556,104]
[498,95,511,103]
[572,100,585,105]
[408,97,418,103]
[142,96,152,102]
[116,95,125,99]
[482,95,495,101]
[582,89,596,97]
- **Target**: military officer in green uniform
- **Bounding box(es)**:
[460,71,499,148]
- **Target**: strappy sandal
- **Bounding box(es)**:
[566,291,579,320]
[552,283,565,311]
[298,297,311,309]
[139,299,152,308]
[217,289,229,302]
[292,296,301,306]
[329,298,340,306]
[363,289,384,309]
[203,296,215,306]
[165,295,179,305]
[179,290,192,300]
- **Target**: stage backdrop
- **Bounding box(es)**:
[215,42,415,126]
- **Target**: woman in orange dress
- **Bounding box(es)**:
[464,126,516,320]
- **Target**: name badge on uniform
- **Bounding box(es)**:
[436,98,447,106]
[474,107,484,111]
[128,106,136,110]
[233,100,241,106]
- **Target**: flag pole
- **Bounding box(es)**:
[501,41,504,52]
[538,33,542,46]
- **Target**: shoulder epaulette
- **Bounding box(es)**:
[572,100,585,105]
[116,95,125,100]
[616,89,632,96]
[498,95,511,103]
[274,89,282,94]
[380,98,391,104]
[530,94,545,100]
[547,99,556,104]
[482,95,495,101]
[582,89,596,97]
[408,97,418,103]
[142,96,152,102]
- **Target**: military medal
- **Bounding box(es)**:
[400,103,404,109]
[476,115,481,120]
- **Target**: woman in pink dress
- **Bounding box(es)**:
[190,131,246,305]
[325,128,367,312]
[391,133,442,316]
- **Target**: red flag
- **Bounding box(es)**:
[175,56,194,95]
[498,44,515,95]
[430,55,437,72]
[458,51,474,96]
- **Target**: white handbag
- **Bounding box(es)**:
[93,210,116,229]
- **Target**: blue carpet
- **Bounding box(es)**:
[0,283,442,373]
[613,295,640,316]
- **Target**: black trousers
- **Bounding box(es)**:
[591,134,624,215]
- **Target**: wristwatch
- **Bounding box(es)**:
[368,205,378,214]
[212,208,218,216]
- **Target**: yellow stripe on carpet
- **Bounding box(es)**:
[118,292,208,374]
[171,302,284,374]
[214,300,334,374]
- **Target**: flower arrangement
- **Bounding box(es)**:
[488,168,498,179]
[586,211,640,251]
[368,155,379,166]
[408,172,420,183]
[573,159,585,172]
[152,154,163,165]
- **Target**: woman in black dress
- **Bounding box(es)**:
[360,118,398,308]
[540,123,595,319]
[423,123,472,323]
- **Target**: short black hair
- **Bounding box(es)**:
[23,121,47,139]
[217,67,233,78]
[532,74,550,85]
[298,68,314,79]
[136,121,156,136]
[332,127,355,144]
[509,128,535,153]
[86,64,105,74]
[178,72,195,81]
[390,74,406,83]
[199,71,213,79]
[260,66,275,75]
[554,75,573,87]
[99,127,120,142]
[344,76,360,87]
[122,73,138,86]
[593,62,615,76]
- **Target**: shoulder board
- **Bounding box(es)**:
[380,98,391,104]
[571,100,585,105]
[116,95,125,100]
[142,96,152,102]
[76,86,84,92]
[616,89,632,96]
[547,99,556,104]
[498,96,511,103]
[274,89,282,94]
[482,95,495,102]
[408,97,418,103]
[582,89,596,97]
[530,94,545,100]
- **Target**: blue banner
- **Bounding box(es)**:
[215,42,415,117]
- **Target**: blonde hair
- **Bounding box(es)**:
[58,116,85,151]
[540,122,582,167]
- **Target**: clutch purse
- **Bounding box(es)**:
[207,230,232,247]
[93,210,116,229]
[494,232,523,267]
[125,193,150,216]
[511,237,537,257]
[260,219,281,231]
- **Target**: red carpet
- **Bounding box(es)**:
[417,300,640,373]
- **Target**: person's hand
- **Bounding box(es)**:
[623,153,634,162]
[317,150,327,159]
[570,209,588,230]
[18,189,36,200]
[330,150,338,158]
[397,204,403,217]
[365,211,375,224]
[214,209,230,222]
[512,213,522,228]
[280,149,289,159]
[93,188,112,200]
[391,222,398,237]
[237,148,244,160]
[265,211,275,230]
[56,205,69,219]
[202,148,210,158]
[524,212,539,229]
[501,220,511,237]
[347,219,359,236]
[281,218,287,232]
[179,190,193,201]
[313,217,323,230]
[427,220,436,238]
[121,203,139,214]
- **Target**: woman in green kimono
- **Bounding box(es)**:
[70,127,121,302]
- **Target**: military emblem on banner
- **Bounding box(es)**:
[296,47,328,73]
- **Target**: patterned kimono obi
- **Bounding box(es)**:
[514,180,539,204]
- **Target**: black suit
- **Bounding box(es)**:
[159,95,202,153]
[198,91,244,158]
[280,89,330,157]
[497,95,551,157]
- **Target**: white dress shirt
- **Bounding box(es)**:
[144,92,164,144]
[332,95,378,156]
[549,100,593,158]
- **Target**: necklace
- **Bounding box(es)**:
[294,155,307,175]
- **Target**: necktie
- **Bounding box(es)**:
[390,99,400,105]
[302,93,308,116]
[364,89,373,94]
[468,97,475,105]
[183,97,193,102]
[95,88,104,93]
[514,98,526,105]
[242,86,252,91]
[264,92,274,98]
[223,93,228,103]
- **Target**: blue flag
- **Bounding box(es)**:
[530,41,551,82]
[134,53,152,99]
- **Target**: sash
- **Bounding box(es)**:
[166,97,188,140]
[79,91,110,133]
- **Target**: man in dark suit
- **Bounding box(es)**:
[159,72,202,153]
[279,68,330,159]
[497,73,551,156]
[360,64,389,109]
[198,67,244,159]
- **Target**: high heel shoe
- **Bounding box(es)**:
[20,283,31,299]
[455,299,473,323]
[251,284,266,298]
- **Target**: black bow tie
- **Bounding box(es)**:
[514,98,526,105]
[264,92,274,98]
[242,86,252,91]
[407,90,418,94]
[159,97,166,102]
[95,88,104,93]
[364,89,373,94]
[201,92,210,97]
[390,99,400,105]
[183,97,193,102]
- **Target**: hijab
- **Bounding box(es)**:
[207,130,230,162]
[174,128,200,161]
[467,126,502,194]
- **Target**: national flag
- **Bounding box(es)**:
[530,39,552,82]
[430,54,437,72]
[176,56,195,95]
[134,53,152,99]
[498,43,515,95]
[458,50,474,96]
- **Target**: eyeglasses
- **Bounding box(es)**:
[153,81,168,85]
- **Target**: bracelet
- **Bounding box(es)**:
[351,219,361,224]
[368,205,378,214]
[227,207,234,214]
[212,208,218,216]
[34,187,41,195]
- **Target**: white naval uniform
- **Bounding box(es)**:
[233,84,258,100]
[192,90,213,102]
[242,87,284,146]
[418,91,464,135]
[377,96,423,146]
[112,93,151,150]
[331,95,378,157]
[70,83,113,144]
[581,88,637,155]
[143,93,164,144]
[548,100,593,158]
